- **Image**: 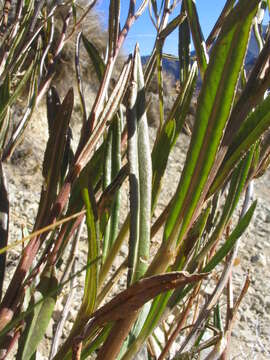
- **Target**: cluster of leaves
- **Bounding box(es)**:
[0,0,269,359]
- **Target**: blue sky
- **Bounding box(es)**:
[96,0,228,55]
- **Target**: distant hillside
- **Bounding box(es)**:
[245,25,267,66]
[142,25,266,81]
[141,55,180,80]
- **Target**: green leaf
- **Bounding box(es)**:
[214,303,223,332]
[55,272,207,360]
[127,45,152,284]
[2,53,39,161]
[209,93,270,195]
[163,0,258,252]
[16,269,58,360]
[67,142,105,216]
[118,302,151,359]
[151,118,175,209]
[81,324,113,359]
[102,126,114,260]
[184,0,208,77]
[174,204,211,271]
[203,200,257,273]
[179,2,191,84]
[0,63,33,122]
[151,62,197,210]
[102,115,121,261]
[123,3,260,352]
[144,48,157,91]
[0,75,10,149]
[192,148,254,269]
[167,200,257,311]
[126,206,210,352]
[43,88,73,182]
[79,172,100,317]
[82,34,105,83]
[127,73,140,284]
[0,257,101,341]
[206,0,236,47]
[121,292,172,360]
[108,117,121,246]
[0,76,9,113]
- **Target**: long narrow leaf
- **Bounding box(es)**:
[122,207,211,359]
[35,88,74,227]
[122,4,260,355]
[108,117,121,248]
[0,75,10,148]
[79,172,100,317]
[102,115,121,261]
[0,63,34,122]
[164,0,258,253]
[102,126,114,260]
[167,200,257,313]
[0,257,101,340]
[151,62,197,210]
[193,149,254,269]
[82,34,105,83]
[108,0,121,57]
[209,93,270,195]
[127,45,152,284]
[81,271,208,340]
[0,163,8,301]
[179,2,191,85]
[159,13,187,40]
[16,269,58,360]
[203,200,257,273]
[183,0,208,77]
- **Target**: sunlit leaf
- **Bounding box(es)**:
[82,34,105,82]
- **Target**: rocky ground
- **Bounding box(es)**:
[2,102,270,359]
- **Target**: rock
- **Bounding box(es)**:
[35,352,46,360]
[133,344,148,360]
[46,319,54,339]
[265,212,270,223]
[250,253,267,266]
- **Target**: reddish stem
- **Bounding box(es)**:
[158,287,198,360]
